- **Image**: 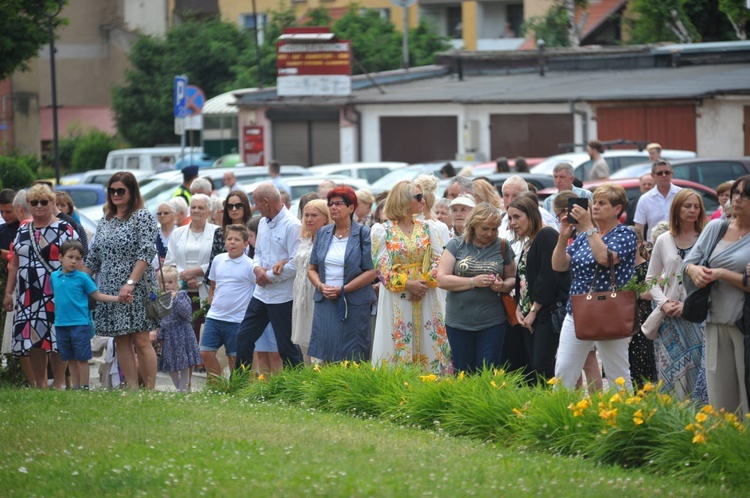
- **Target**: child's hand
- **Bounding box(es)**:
[120,294,134,304]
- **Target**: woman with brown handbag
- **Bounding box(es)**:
[551,184,637,390]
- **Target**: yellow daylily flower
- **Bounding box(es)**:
[695,412,708,423]
[692,433,706,444]
[615,377,626,386]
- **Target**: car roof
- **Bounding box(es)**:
[309,162,407,171]
[582,177,717,194]
[611,156,750,180]
[531,149,697,175]
[56,184,107,192]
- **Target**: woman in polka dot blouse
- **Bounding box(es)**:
[551,183,637,391]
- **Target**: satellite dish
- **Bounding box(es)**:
[390,0,416,7]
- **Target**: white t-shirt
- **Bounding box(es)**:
[324,237,347,287]
[207,252,256,323]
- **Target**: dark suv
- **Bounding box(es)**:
[611,157,750,188]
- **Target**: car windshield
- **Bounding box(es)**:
[531,156,578,175]
[610,163,652,179]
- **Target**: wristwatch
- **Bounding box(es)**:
[584,228,598,237]
[126,279,135,286]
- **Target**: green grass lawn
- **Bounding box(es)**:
[0,389,736,497]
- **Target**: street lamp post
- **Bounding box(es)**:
[47,0,64,185]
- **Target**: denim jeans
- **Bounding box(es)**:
[446,322,506,374]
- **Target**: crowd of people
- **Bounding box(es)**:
[0,159,748,416]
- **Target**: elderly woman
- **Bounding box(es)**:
[449,194,475,239]
[433,198,453,236]
[292,200,331,360]
[156,201,178,262]
[508,194,570,381]
[414,174,451,248]
[683,175,750,415]
[647,189,706,400]
[711,181,733,220]
[165,194,218,345]
[371,180,450,373]
[172,196,190,227]
[3,184,78,388]
[437,203,516,373]
[84,172,158,390]
[354,189,375,227]
[307,188,375,362]
[551,183,637,391]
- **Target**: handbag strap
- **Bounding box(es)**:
[587,249,616,295]
[702,220,731,269]
[134,211,166,291]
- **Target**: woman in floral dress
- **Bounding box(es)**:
[370,181,450,374]
[85,172,159,390]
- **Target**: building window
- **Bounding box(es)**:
[360,8,390,20]
[507,4,523,39]
[447,6,462,39]
[241,13,268,44]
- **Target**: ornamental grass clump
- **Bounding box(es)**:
[238,365,750,487]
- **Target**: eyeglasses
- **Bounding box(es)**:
[156,211,172,216]
[28,199,49,207]
[653,170,673,177]
[328,200,347,207]
[413,193,424,202]
[731,190,750,201]
[107,187,128,197]
[555,210,566,219]
[225,202,244,211]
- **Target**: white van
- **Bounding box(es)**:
[104,147,203,172]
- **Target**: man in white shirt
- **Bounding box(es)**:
[543,162,594,215]
[268,160,291,196]
[235,183,303,369]
[499,176,558,251]
[634,159,681,241]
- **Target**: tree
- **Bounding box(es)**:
[719,0,748,40]
[0,155,36,190]
[112,19,250,147]
[521,5,571,47]
[0,0,67,81]
[626,0,700,44]
[71,130,118,172]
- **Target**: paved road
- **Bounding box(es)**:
[88,360,208,392]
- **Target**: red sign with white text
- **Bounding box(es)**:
[276,41,351,76]
[242,126,264,166]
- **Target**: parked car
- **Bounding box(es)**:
[138,165,314,213]
[77,169,152,187]
[369,161,478,195]
[105,146,194,172]
[55,184,107,209]
[211,154,242,168]
[531,149,697,181]
[308,162,407,184]
[610,157,750,189]
[174,152,215,170]
[469,158,546,176]
[244,175,370,202]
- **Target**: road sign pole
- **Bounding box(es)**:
[402,6,409,69]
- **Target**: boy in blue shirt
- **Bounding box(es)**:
[51,240,127,390]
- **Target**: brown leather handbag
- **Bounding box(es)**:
[571,250,637,341]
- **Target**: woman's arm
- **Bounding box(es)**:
[551,229,572,272]
[371,223,407,292]
[645,234,669,308]
[307,263,324,291]
[3,252,19,311]
[437,249,474,291]
[344,269,377,294]
[574,206,621,266]
[711,267,750,292]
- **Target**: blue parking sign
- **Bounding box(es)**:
[174,76,187,119]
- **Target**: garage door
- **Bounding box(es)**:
[271,121,341,167]
[596,104,697,152]
[490,114,574,158]
[380,116,458,164]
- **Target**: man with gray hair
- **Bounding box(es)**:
[543,162,593,215]
[235,182,303,370]
[190,177,213,196]
[444,175,474,200]
[317,179,336,199]
[499,176,557,247]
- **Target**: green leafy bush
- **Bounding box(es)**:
[0,155,36,190]
[71,129,117,172]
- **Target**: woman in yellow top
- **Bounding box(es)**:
[370,181,450,373]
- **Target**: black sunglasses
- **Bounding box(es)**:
[29,199,50,207]
[414,193,424,202]
[653,170,672,177]
[225,202,244,211]
[107,187,128,197]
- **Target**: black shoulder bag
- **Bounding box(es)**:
[682,220,730,324]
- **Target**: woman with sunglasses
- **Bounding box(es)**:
[84,172,159,390]
[3,184,78,388]
[683,175,750,415]
[370,181,450,373]
[307,187,375,362]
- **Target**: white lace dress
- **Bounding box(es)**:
[291,237,315,348]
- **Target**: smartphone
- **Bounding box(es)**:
[567,198,589,224]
